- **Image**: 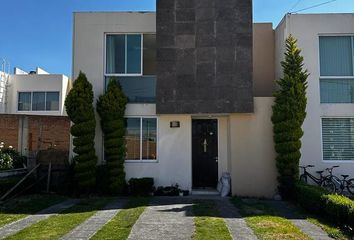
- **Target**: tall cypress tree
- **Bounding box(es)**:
[272,35,309,198]
[97,80,128,194]
[65,71,97,193]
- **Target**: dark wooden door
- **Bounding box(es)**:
[192,119,218,188]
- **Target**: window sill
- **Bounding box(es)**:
[125,160,158,163]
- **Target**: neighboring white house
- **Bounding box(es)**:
[0,67,70,116]
[275,13,354,178]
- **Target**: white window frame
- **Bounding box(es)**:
[318,35,354,104]
[125,116,158,163]
[104,33,144,77]
[17,91,60,112]
[320,116,354,163]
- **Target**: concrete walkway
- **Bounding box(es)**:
[61,199,126,240]
[216,199,258,240]
[0,199,78,239]
[128,197,195,240]
[266,200,333,240]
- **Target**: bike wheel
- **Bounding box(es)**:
[347,179,354,195]
[299,174,307,184]
[321,179,336,193]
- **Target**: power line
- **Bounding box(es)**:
[291,0,338,13]
[289,0,303,12]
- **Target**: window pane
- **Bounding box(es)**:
[125,118,141,160]
[18,92,31,111]
[142,118,157,160]
[105,76,156,103]
[322,118,354,161]
[143,34,156,75]
[127,35,142,74]
[320,79,354,103]
[32,92,45,111]
[320,36,353,76]
[106,35,125,74]
[46,92,59,110]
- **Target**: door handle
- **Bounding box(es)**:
[214,157,218,163]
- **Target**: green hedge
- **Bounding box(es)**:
[128,178,154,196]
[295,183,354,228]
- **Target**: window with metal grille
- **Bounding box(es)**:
[322,118,354,161]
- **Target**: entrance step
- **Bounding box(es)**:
[191,189,219,196]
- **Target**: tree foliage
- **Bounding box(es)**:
[271,35,309,198]
[65,71,97,192]
[97,80,128,194]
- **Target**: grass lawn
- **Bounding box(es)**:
[0,194,66,228]
[91,197,149,240]
[307,217,354,240]
[192,200,231,240]
[231,198,311,240]
[6,197,112,240]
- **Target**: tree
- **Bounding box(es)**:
[65,71,97,193]
[271,35,309,198]
[97,80,128,194]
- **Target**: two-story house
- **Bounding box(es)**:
[275,13,354,181]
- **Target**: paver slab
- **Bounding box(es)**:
[266,200,333,240]
[128,197,194,240]
[216,198,258,240]
[0,199,78,239]
[60,199,126,240]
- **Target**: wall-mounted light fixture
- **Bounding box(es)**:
[170,121,180,128]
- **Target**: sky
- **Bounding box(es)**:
[0,0,353,77]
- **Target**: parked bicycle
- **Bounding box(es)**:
[323,166,354,195]
[299,165,335,192]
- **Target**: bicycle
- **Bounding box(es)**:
[299,165,327,185]
[324,166,354,196]
[299,165,336,192]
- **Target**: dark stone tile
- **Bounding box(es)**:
[195,8,215,22]
[157,22,175,35]
[196,21,215,35]
[176,35,196,48]
[196,62,215,75]
[175,23,195,35]
[176,0,195,9]
[157,48,177,62]
[196,47,216,63]
[216,47,236,62]
[216,60,234,74]
[157,0,175,9]
[157,34,175,48]
[157,9,176,23]
[157,61,177,74]
[176,9,195,22]
[176,49,196,74]
[196,34,216,48]
[195,0,216,8]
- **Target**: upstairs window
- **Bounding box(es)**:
[319,36,354,103]
[106,34,142,75]
[105,34,156,103]
[18,91,59,111]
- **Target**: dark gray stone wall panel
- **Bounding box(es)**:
[156,0,253,114]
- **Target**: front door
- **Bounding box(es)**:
[192,119,218,188]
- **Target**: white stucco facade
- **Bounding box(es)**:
[275,14,354,178]
[72,12,278,197]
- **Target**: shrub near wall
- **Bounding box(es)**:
[295,183,354,229]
